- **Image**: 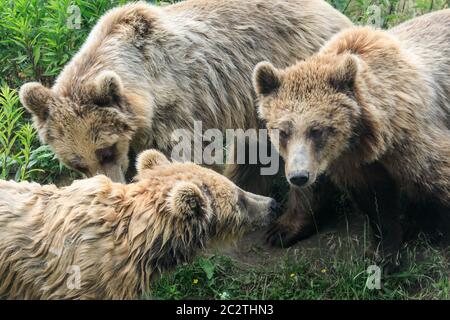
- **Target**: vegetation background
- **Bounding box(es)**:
[0,0,448,299]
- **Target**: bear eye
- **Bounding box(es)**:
[308,127,324,140]
[279,130,289,140]
[70,156,88,174]
[96,144,116,165]
[307,126,336,143]
[275,128,290,144]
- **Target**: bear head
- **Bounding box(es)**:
[133,149,282,248]
[19,71,142,183]
[253,54,372,188]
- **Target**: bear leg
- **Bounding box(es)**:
[266,176,340,247]
[265,186,318,247]
[351,164,404,272]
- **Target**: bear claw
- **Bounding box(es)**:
[265,221,314,248]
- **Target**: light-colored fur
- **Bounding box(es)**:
[305,9,450,196]
[0,150,275,299]
[254,10,450,255]
[19,0,352,185]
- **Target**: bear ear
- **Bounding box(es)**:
[169,182,206,219]
[136,149,170,173]
[329,54,359,95]
[91,70,124,106]
[19,82,54,121]
[253,61,282,96]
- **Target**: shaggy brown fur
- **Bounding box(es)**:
[19,1,352,218]
[0,150,278,299]
[254,10,450,262]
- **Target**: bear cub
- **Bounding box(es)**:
[0,150,280,299]
[253,9,450,268]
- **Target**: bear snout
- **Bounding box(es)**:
[288,170,310,187]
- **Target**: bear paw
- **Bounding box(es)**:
[265,220,315,248]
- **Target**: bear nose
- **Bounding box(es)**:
[269,199,282,219]
[288,171,310,187]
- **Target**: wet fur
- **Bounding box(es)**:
[0,152,269,299]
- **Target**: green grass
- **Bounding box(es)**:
[0,0,449,299]
[150,240,448,300]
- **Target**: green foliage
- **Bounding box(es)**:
[0,84,38,181]
[0,84,75,182]
[327,0,448,27]
[150,241,449,300]
[0,0,128,87]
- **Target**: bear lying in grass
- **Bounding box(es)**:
[253,10,450,267]
[0,150,279,299]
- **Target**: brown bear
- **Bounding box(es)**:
[0,150,280,299]
[18,0,352,191]
[253,10,450,263]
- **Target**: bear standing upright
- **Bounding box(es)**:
[19,1,352,234]
[253,10,450,262]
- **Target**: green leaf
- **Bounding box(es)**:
[198,257,216,281]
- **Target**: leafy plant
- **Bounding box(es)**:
[0,84,39,181]
[327,0,448,27]
[0,84,76,183]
